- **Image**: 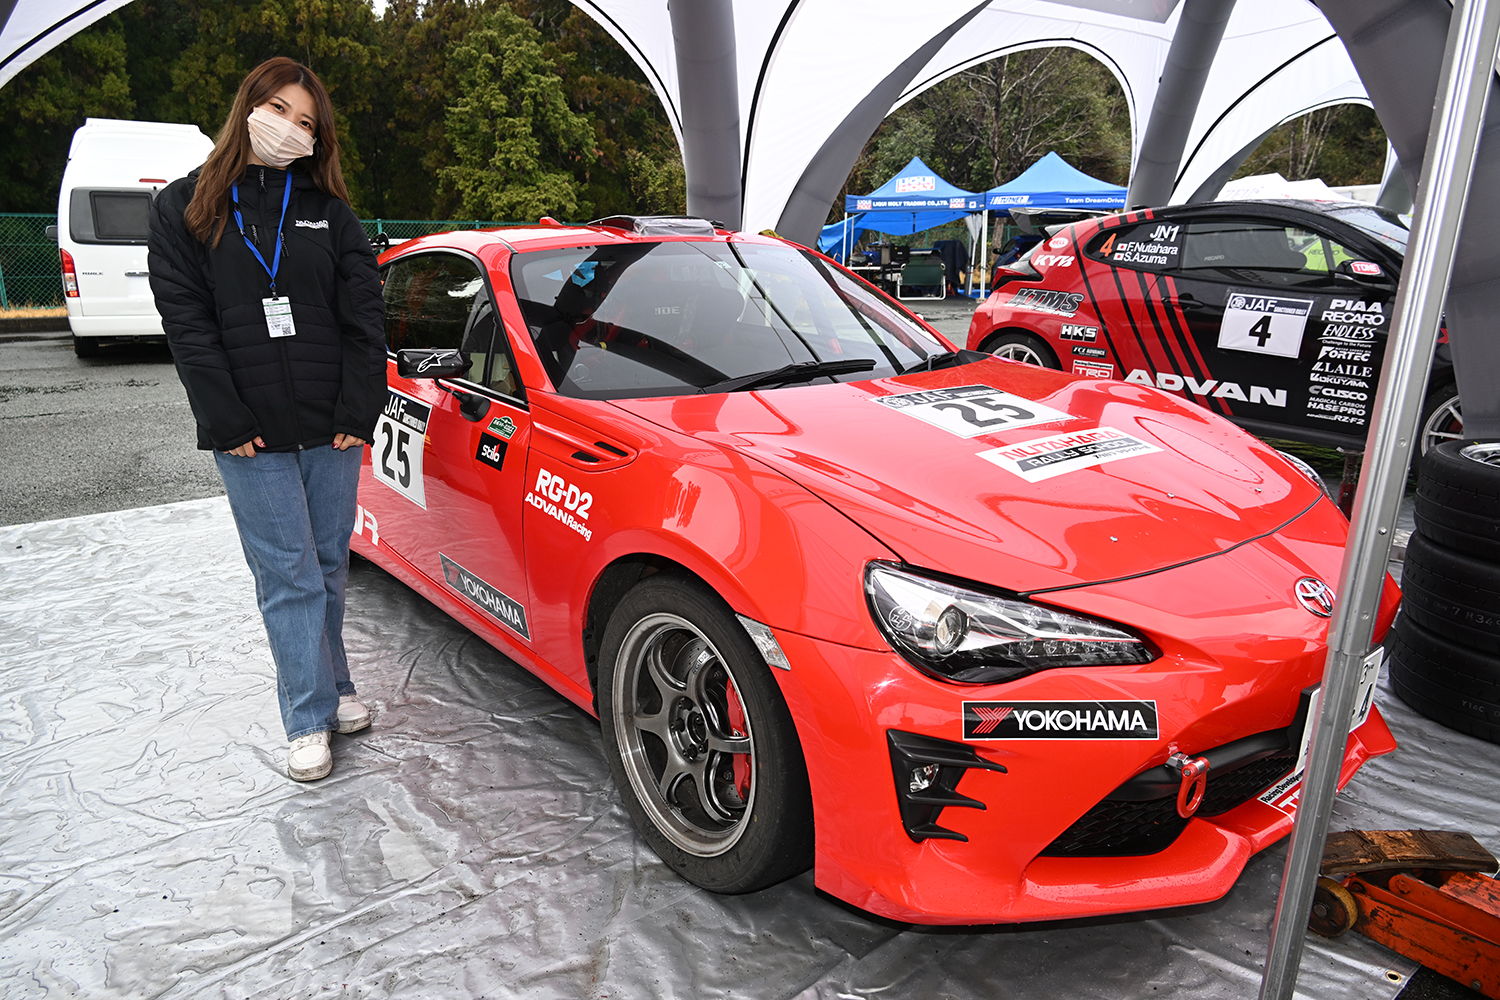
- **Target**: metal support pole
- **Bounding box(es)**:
[1257,1,1500,997]
[979,209,989,297]
[843,211,850,265]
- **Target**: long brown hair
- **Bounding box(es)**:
[185,57,351,246]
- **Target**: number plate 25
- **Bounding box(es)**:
[374,388,431,508]
[872,384,1070,439]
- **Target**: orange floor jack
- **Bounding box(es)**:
[1310,831,1500,997]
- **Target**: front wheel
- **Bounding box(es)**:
[981,330,1060,369]
[598,574,813,893]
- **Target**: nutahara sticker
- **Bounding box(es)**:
[976,426,1160,482]
[963,700,1159,740]
[872,385,1070,439]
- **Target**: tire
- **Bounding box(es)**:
[1388,613,1500,745]
[1400,531,1500,654]
[1417,381,1462,457]
[981,330,1060,369]
[73,334,99,358]
[597,574,813,893]
[1414,440,1500,562]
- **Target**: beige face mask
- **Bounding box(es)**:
[246,107,317,168]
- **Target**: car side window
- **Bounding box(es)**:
[1085,221,1185,272]
[383,253,495,386]
[1178,220,1339,287]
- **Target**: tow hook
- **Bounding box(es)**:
[1166,750,1211,818]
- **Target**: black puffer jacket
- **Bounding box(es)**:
[148,165,386,451]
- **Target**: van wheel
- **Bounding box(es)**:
[73,335,99,359]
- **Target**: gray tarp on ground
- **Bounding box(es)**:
[6,496,1497,999]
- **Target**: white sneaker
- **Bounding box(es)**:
[336,694,371,734]
[288,731,332,781]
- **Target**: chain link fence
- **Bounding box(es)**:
[0,214,529,310]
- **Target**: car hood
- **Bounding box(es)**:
[612,358,1329,594]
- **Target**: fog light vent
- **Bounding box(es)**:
[887,730,1006,843]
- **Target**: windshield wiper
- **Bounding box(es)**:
[699,359,876,394]
[900,349,987,374]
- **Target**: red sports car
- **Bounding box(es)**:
[352,215,1398,925]
[966,200,1461,456]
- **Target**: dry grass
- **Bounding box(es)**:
[0,306,67,319]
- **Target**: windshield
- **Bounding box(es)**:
[1326,204,1409,254]
[510,240,949,399]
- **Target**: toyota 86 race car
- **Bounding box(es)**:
[967,199,1463,457]
[351,214,1399,925]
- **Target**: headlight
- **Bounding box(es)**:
[1274,449,1333,501]
[865,563,1156,684]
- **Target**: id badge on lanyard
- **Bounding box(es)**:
[232,178,297,338]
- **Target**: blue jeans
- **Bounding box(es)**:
[214,445,363,740]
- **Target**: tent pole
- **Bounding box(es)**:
[843,210,849,264]
[1256,0,1500,996]
[979,209,989,298]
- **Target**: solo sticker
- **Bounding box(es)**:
[872,385,1069,439]
[440,553,531,640]
[1219,290,1313,358]
[1259,649,1382,814]
[976,426,1160,482]
[373,388,430,508]
[963,700,1159,740]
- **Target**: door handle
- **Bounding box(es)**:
[124,270,150,277]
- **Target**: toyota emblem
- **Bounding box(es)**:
[1294,577,1335,617]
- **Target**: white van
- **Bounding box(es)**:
[55,119,214,357]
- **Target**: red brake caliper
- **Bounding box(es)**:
[725,681,751,801]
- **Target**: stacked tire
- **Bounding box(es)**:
[1388,441,1500,744]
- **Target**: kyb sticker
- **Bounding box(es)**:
[440,553,530,640]
[1219,290,1314,358]
[976,427,1160,482]
[527,468,594,541]
[963,700,1159,740]
[872,385,1069,439]
[1007,287,1085,317]
[475,432,507,470]
[373,389,430,508]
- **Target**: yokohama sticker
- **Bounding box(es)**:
[440,553,531,640]
[872,385,1069,438]
[963,700,1159,740]
[975,426,1159,482]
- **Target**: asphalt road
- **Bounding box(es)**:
[0,333,223,526]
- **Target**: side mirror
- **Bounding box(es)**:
[1336,259,1391,284]
[396,348,470,379]
[44,224,58,242]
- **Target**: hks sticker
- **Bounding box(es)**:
[1059,324,1098,342]
[963,700,1159,740]
[440,553,530,639]
[872,385,1070,439]
[976,426,1160,482]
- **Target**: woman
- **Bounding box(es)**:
[148,57,387,781]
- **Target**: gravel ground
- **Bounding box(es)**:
[0,334,223,526]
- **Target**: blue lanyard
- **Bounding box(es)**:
[230,178,292,295]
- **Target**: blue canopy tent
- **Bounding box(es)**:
[983,151,1127,212]
[823,156,983,296]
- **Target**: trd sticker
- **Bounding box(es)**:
[1007,287,1085,317]
[373,388,430,508]
[1059,324,1098,342]
[487,414,517,440]
[475,432,507,470]
[872,385,1069,439]
[351,504,380,546]
[440,553,531,640]
[1219,290,1313,358]
[1072,346,1108,358]
[963,700,1159,740]
[527,468,594,541]
[1072,361,1114,379]
[976,426,1160,482]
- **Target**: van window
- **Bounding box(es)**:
[68,189,153,244]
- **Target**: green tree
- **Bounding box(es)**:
[440,4,597,221]
[0,17,134,211]
[1236,104,1387,186]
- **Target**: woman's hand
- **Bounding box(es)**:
[333,434,366,451]
[227,437,266,458]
